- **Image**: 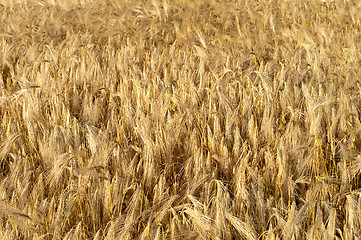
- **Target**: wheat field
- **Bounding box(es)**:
[0,0,361,239]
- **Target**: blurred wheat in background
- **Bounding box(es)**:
[1,0,361,239]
